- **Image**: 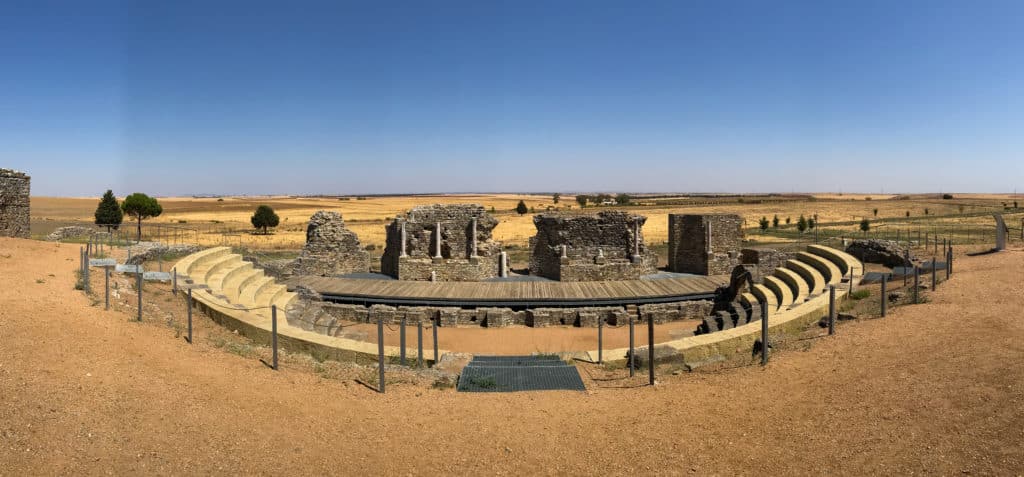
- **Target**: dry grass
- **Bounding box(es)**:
[30,193,1022,251]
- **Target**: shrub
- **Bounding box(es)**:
[850,289,871,300]
[860,218,871,233]
[515,200,528,215]
[942,194,954,200]
[759,217,770,233]
[772,215,780,228]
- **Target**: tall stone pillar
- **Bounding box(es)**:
[499,251,508,278]
[470,218,478,258]
[399,221,407,257]
[434,222,443,259]
[633,221,640,258]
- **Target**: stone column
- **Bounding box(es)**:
[399,221,407,257]
[560,244,568,259]
[434,222,443,259]
[633,220,640,258]
[499,251,508,278]
[470,217,478,258]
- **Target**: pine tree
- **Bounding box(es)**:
[516,200,528,215]
[121,193,162,242]
[797,215,807,233]
[759,216,770,233]
[772,215,780,228]
[94,190,123,232]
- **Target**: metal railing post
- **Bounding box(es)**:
[597,317,603,364]
[136,271,143,321]
[417,320,423,368]
[648,315,655,386]
[399,316,407,366]
[628,314,635,377]
[828,285,836,335]
[932,256,937,290]
[761,301,769,365]
[377,317,386,394]
[880,275,887,317]
[104,267,110,310]
[432,317,439,366]
[271,305,278,370]
[187,288,193,344]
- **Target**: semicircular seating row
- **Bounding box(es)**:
[697,244,863,335]
[173,247,297,320]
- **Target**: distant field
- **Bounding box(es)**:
[30,193,1023,253]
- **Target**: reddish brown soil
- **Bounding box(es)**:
[1,237,1022,475]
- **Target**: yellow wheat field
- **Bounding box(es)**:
[30,193,1022,250]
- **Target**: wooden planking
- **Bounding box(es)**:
[287,275,728,302]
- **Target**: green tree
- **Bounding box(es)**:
[552,193,561,204]
[575,195,588,208]
[772,215,780,228]
[250,205,280,234]
[94,190,123,232]
[924,208,929,215]
[121,193,163,242]
[905,211,910,217]
[759,216,770,233]
[515,200,528,215]
[860,218,871,234]
[808,217,816,230]
[872,208,878,217]
[785,217,791,225]
[615,193,631,205]
[797,214,808,233]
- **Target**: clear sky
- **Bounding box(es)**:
[2,0,1022,197]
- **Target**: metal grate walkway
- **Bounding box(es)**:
[457,355,586,393]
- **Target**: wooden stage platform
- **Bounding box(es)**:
[286,274,729,307]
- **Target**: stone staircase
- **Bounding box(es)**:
[697,244,862,335]
[173,247,298,320]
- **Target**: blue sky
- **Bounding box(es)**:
[1,0,1022,196]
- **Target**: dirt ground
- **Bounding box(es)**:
[2,237,1023,475]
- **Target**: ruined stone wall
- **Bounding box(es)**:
[667,214,744,276]
[0,169,30,238]
[292,298,713,334]
[529,211,657,281]
[380,204,501,281]
[740,248,793,282]
[290,211,370,277]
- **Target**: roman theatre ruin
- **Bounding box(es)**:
[174,204,863,364]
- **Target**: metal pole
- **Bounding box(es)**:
[880,275,887,317]
[399,316,406,366]
[848,267,855,295]
[187,288,193,344]
[172,268,177,296]
[271,305,278,370]
[417,320,423,368]
[136,271,143,321]
[913,266,920,304]
[597,317,603,364]
[647,315,655,386]
[432,318,439,366]
[628,314,635,377]
[948,246,953,276]
[760,301,769,365]
[932,256,937,290]
[828,285,836,335]
[377,317,386,394]
[104,267,110,310]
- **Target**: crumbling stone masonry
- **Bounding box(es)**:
[291,211,371,277]
[667,214,744,276]
[739,248,793,282]
[529,211,658,281]
[0,169,30,238]
[293,299,713,333]
[380,204,502,281]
